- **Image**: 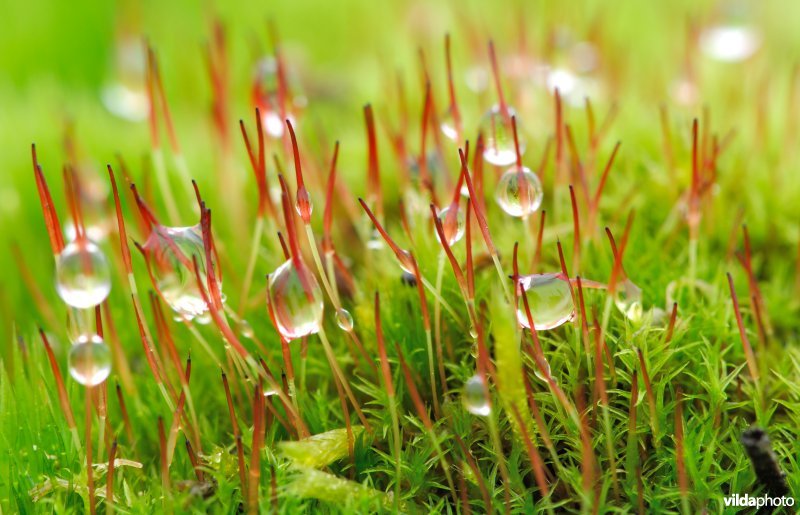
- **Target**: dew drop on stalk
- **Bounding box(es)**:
[614,278,643,323]
[267,259,324,341]
[101,37,148,122]
[366,228,385,250]
[480,105,523,166]
[462,375,491,416]
[335,308,354,332]
[238,319,255,339]
[495,166,543,217]
[68,334,112,386]
[439,108,459,141]
[55,240,112,309]
[435,206,465,246]
[145,225,223,322]
[516,273,575,330]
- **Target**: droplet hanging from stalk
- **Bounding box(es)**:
[481,41,525,166]
[495,116,543,217]
[68,334,112,386]
[462,374,491,416]
[267,175,325,341]
[515,273,576,330]
[56,240,112,309]
[131,184,223,323]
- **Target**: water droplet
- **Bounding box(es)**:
[480,105,524,166]
[263,386,279,397]
[267,259,324,341]
[366,228,385,250]
[439,108,459,141]
[400,271,417,287]
[102,38,148,122]
[614,279,643,323]
[468,324,478,339]
[516,273,575,330]
[435,206,465,246]
[335,308,354,332]
[55,240,112,309]
[238,319,255,339]
[495,166,543,217]
[532,358,552,383]
[144,225,222,322]
[700,26,760,62]
[68,334,112,386]
[462,375,491,416]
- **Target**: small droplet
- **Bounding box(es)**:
[439,108,459,141]
[480,105,524,166]
[516,273,575,330]
[55,240,112,309]
[495,166,543,218]
[400,271,417,287]
[435,205,465,246]
[145,225,222,322]
[335,308,354,332]
[68,334,112,386]
[462,375,491,416]
[614,279,644,323]
[263,385,279,397]
[468,324,478,339]
[700,26,760,62]
[238,319,255,339]
[366,228,385,250]
[267,259,324,341]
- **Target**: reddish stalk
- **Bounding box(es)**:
[286,120,312,224]
[185,438,203,482]
[248,383,265,515]
[239,108,277,220]
[554,90,566,186]
[11,243,59,329]
[569,185,581,273]
[322,141,341,253]
[626,370,641,510]
[636,348,659,442]
[31,144,65,255]
[509,403,549,497]
[737,225,769,345]
[588,142,622,235]
[576,388,596,507]
[364,104,384,221]
[115,383,134,446]
[487,40,509,118]
[665,302,678,343]
[727,273,760,383]
[453,435,491,510]
[205,20,230,153]
[39,329,78,439]
[458,148,511,302]
[444,33,463,142]
[222,372,247,494]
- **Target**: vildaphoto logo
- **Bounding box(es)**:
[723,493,795,508]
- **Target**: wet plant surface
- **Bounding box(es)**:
[1,0,800,513]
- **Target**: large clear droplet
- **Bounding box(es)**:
[146,225,222,322]
[480,105,524,166]
[516,273,575,330]
[495,166,543,217]
[462,375,491,416]
[268,259,324,341]
[614,278,643,323]
[335,308,354,332]
[55,240,112,309]
[435,205,465,246]
[68,334,112,386]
